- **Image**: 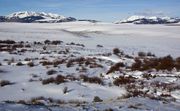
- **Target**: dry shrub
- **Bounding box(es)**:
[0,44,16,52]
[27,62,34,67]
[54,75,66,84]
[0,40,15,44]
[113,76,136,86]
[44,40,63,45]
[30,97,45,105]
[0,80,13,87]
[127,89,145,97]
[16,62,24,66]
[138,51,146,57]
[66,57,102,69]
[46,69,57,75]
[142,73,155,80]
[66,57,85,67]
[97,44,103,47]
[107,62,125,74]
[151,81,180,91]
[44,40,51,44]
[131,55,177,71]
[42,75,66,85]
[40,59,64,66]
[51,40,63,45]
[147,52,155,57]
[76,43,85,47]
[93,96,103,102]
[24,58,32,61]
[12,44,24,48]
[175,57,180,70]
[42,77,54,85]
[25,44,31,48]
[104,108,113,111]
[131,58,142,71]
[125,54,134,59]
[156,55,174,71]
[113,48,123,55]
[80,75,103,85]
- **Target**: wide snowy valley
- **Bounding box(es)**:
[0,22,180,111]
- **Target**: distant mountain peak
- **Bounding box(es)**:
[0,11,76,23]
[7,11,66,19]
[115,15,179,24]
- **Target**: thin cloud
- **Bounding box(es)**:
[134,10,168,16]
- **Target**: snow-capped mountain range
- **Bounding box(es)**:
[0,11,180,24]
[115,15,180,24]
[0,11,76,23]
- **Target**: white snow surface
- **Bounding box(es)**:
[0,22,180,57]
[0,22,180,110]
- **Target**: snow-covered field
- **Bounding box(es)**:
[0,22,180,57]
[0,22,180,110]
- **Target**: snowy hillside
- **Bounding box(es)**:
[0,11,76,23]
[0,22,180,110]
[115,15,180,24]
[8,11,66,19]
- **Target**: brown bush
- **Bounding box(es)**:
[138,52,146,57]
[54,75,66,84]
[141,58,159,71]
[156,55,174,71]
[113,76,136,86]
[42,77,54,85]
[42,75,66,85]
[51,40,63,45]
[46,69,57,75]
[131,55,176,71]
[97,44,103,47]
[0,44,16,52]
[24,58,31,61]
[12,44,24,49]
[66,57,85,67]
[44,40,51,44]
[25,44,31,48]
[113,48,123,55]
[80,75,103,85]
[104,108,113,111]
[131,58,142,71]
[150,81,180,91]
[0,80,13,87]
[147,52,155,57]
[107,62,125,74]
[175,57,180,70]
[16,62,24,66]
[93,96,103,102]
[0,40,15,44]
[27,62,34,67]
[40,59,64,66]
[142,73,155,80]
[44,40,63,45]
[40,61,52,66]
[66,60,74,67]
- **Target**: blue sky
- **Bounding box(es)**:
[0,0,179,22]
